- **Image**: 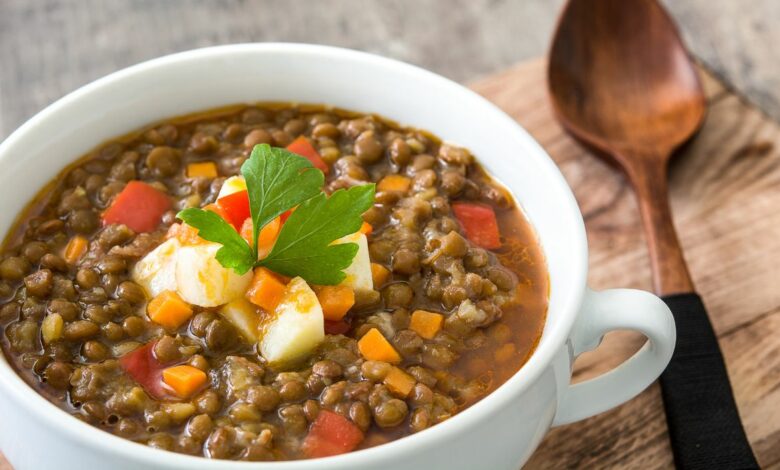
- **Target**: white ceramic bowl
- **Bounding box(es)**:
[0,44,676,470]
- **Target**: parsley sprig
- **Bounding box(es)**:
[178,144,375,285]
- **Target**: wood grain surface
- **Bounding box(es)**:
[470,59,780,469]
[1,58,779,469]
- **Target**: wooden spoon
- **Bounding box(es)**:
[547,0,759,468]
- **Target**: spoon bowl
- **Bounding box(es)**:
[548,0,706,162]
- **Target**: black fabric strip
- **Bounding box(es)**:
[660,293,759,470]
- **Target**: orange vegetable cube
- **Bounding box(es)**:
[357,328,401,364]
[359,221,373,235]
[64,235,88,265]
[384,366,416,397]
[162,365,208,398]
[409,310,444,339]
[317,285,355,321]
[166,223,202,245]
[377,174,411,193]
[246,267,287,312]
[186,161,218,178]
[204,202,230,220]
[147,290,193,330]
[240,217,281,259]
[370,263,390,287]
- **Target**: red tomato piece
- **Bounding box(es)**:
[216,190,251,231]
[102,181,172,233]
[280,208,294,224]
[451,202,502,249]
[302,410,364,458]
[118,342,170,399]
[286,136,329,174]
[324,319,351,335]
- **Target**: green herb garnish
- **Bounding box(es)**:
[258,184,375,284]
[178,144,376,285]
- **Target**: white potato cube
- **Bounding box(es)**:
[132,238,180,298]
[259,277,324,364]
[219,298,260,343]
[334,232,373,298]
[175,242,253,307]
[217,175,247,200]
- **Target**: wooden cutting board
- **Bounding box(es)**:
[2,58,779,469]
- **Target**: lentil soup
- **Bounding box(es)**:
[0,104,547,461]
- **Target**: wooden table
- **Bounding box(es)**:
[470,58,780,469]
[2,57,779,469]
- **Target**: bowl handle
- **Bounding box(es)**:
[553,288,676,426]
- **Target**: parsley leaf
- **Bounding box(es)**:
[176,144,375,284]
[241,144,324,255]
[258,184,376,285]
[177,208,255,274]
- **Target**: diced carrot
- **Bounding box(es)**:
[384,366,416,397]
[357,328,401,364]
[162,365,208,398]
[317,285,355,321]
[240,217,281,259]
[286,136,328,174]
[409,310,444,340]
[102,181,172,233]
[451,202,501,250]
[258,217,280,258]
[166,222,202,245]
[147,290,192,330]
[370,263,390,287]
[63,235,88,265]
[246,267,287,312]
[377,174,411,193]
[359,221,373,235]
[186,161,218,178]
[204,202,230,220]
[302,410,364,458]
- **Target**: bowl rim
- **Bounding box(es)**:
[0,43,588,468]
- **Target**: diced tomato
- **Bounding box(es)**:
[324,319,351,335]
[280,208,294,224]
[302,410,364,458]
[286,136,328,174]
[216,190,251,231]
[102,181,171,233]
[118,342,170,399]
[451,202,502,249]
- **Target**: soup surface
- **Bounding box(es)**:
[0,104,547,460]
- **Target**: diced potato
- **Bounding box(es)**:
[333,232,373,301]
[219,298,260,343]
[132,238,180,298]
[217,176,247,200]
[175,242,253,307]
[259,277,324,364]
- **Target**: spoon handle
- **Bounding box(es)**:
[622,154,759,468]
[624,158,693,296]
[659,293,760,469]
